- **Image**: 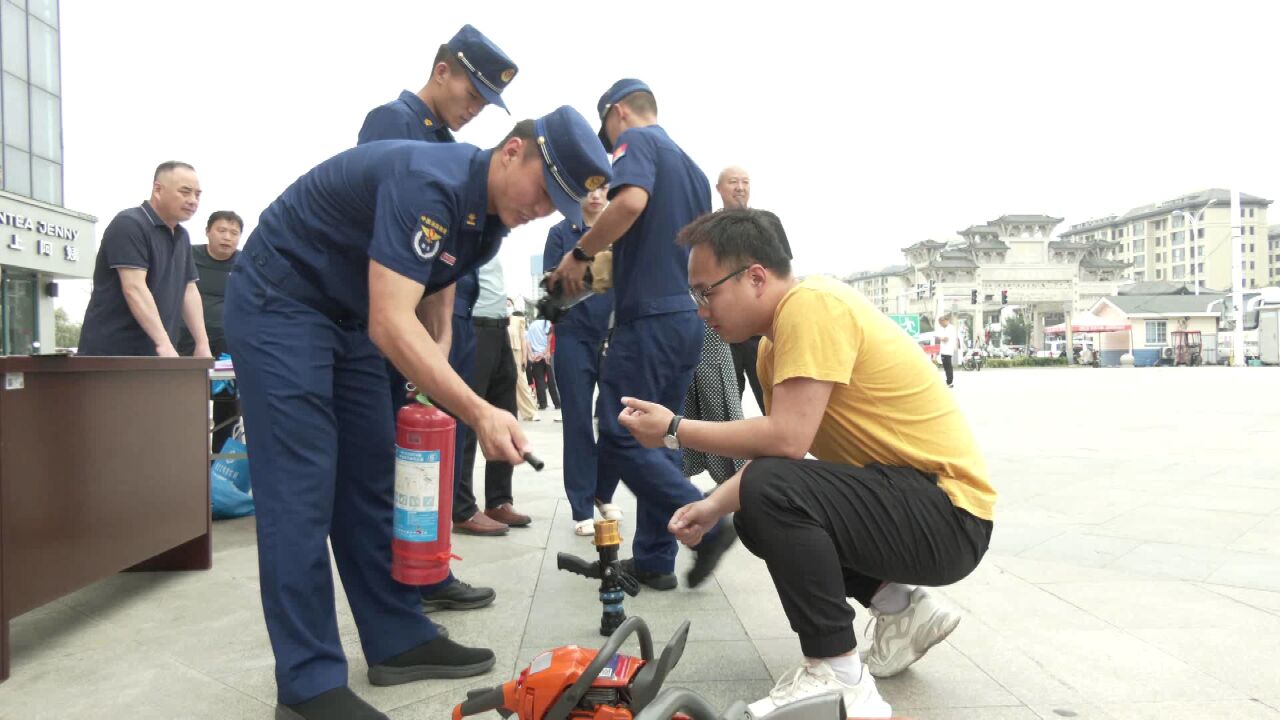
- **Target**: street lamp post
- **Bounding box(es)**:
[1230,190,1245,367]
[1172,199,1215,296]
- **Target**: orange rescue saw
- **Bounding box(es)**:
[452,616,689,720]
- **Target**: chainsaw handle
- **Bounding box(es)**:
[453,686,508,718]
[544,616,654,720]
[635,687,844,719]
[631,687,725,720]
[629,620,691,714]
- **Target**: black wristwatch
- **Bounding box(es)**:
[663,415,683,450]
[571,245,594,263]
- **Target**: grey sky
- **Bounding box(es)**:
[55,0,1280,322]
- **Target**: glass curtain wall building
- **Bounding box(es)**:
[0,0,95,355]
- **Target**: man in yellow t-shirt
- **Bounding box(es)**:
[618,209,996,719]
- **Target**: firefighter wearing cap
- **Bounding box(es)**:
[358,23,518,144]
[357,23,518,612]
[225,106,610,720]
[550,79,737,593]
[542,187,618,536]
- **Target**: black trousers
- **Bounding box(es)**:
[455,322,517,520]
[212,389,240,457]
[730,336,765,413]
[528,358,560,409]
[941,354,954,386]
[734,458,992,658]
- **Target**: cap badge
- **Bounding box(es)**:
[584,175,606,191]
[500,68,516,83]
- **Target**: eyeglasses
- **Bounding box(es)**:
[689,266,749,308]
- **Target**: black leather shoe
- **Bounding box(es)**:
[367,636,496,686]
[688,517,738,588]
[276,686,387,720]
[422,578,497,612]
[619,558,677,591]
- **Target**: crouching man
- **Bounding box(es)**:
[617,209,996,718]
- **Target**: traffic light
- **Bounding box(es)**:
[1001,289,1008,305]
[971,289,978,305]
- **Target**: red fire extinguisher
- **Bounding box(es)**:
[392,394,458,585]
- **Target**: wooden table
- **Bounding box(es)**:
[0,356,213,682]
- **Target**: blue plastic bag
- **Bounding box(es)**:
[211,353,236,396]
[211,432,254,519]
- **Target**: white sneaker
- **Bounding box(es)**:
[594,499,623,521]
[747,660,891,718]
[574,519,595,536]
[867,587,961,678]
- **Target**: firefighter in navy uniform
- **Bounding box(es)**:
[358,23,516,145]
[550,79,737,592]
[224,106,610,720]
[542,186,619,536]
[357,23,517,614]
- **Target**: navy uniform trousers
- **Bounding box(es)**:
[554,326,619,522]
[225,259,440,704]
[596,309,714,574]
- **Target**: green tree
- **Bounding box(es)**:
[1004,313,1028,345]
[55,306,82,349]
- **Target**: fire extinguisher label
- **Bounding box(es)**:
[394,447,440,542]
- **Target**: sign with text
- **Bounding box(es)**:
[0,192,96,279]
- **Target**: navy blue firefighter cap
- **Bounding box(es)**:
[595,78,651,153]
[534,106,612,226]
[446,24,518,112]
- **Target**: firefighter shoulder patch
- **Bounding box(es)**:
[412,215,448,261]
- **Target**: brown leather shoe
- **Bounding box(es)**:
[484,503,531,527]
[454,511,508,536]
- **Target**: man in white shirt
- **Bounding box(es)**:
[937,315,958,388]
[525,318,560,412]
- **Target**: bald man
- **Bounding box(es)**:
[715,166,750,210]
[715,166,768,412]
[79,161,210,358]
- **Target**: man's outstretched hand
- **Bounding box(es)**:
[617,396,675,449]
[669,498,722,547]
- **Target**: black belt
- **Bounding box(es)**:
[473,316,509,328]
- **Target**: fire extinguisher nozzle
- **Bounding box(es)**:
[522,452,545,471]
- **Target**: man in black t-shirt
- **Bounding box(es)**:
[179,210,244,455]
[78,161,211,358]
[178,211,243,357]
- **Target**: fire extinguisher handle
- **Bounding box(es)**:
[522,451,545,471]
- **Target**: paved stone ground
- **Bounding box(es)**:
[3,366,1279,719]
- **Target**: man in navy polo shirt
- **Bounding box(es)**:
[357,22,518,617]
[550,79,736,592]
[79,161,212,358]
[225,106,610,720]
